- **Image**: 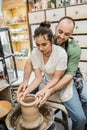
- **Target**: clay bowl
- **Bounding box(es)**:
[0,100,12,119]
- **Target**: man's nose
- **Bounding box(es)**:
[60,34,65,39]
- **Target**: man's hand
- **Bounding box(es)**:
[35,88,52,107]
[17,81,28,102]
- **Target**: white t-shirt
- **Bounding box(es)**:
[30,44,67,79]
[30,44,73,102]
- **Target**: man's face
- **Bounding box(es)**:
[55,19,74,45]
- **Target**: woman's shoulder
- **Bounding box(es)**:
[53,44,65,50]
[53,44,67,54]
[52,44,67,58]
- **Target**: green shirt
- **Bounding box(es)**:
[61,38,81,76]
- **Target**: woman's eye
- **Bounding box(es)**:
[42,43,47,46]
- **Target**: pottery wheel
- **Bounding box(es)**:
[5,104,54,130]
[16,114,50,130]
[19,113,43,129]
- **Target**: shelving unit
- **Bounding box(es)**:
[65,3,87,76]
[0,27,18,84]
[28,0,87,77]
[2,0,33,70]
[0,27,19,102]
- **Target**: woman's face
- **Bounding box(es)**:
[35,34,52,56]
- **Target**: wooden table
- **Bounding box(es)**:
[0,80,11,101]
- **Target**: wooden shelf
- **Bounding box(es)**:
[10,31,28,34]
[2,0,26,10]
[0,80,9,91]
[6,22,27,26]
[12,40,29,42]
[2,0,33,70]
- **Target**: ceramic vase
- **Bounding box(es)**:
[19,94,43,129]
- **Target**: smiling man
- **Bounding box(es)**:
[17,17,87,130]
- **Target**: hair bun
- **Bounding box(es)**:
[40,21,51,28]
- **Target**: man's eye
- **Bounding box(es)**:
[65,34,70,37]
[58,30,63,34]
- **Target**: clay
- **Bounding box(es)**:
[19,94,43,129]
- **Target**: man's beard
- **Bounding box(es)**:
[54,36,66,45]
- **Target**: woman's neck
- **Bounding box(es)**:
[43,48,52,64]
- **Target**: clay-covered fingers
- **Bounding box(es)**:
[17,82,28,102]
[17,91,24,103]
[35,88,51,107]
[38,93,49,107]
[22,86,31,100]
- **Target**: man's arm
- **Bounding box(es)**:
[50,74,73,94]
[37,40,81,107]
[45,44,81,101]
[36,73,73,107]
[36,69,65,97]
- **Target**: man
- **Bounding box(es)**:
[17,17,87,130]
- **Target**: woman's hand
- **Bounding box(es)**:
[35,88,52,107]
[22,87,31,100]
[17,81,28,102]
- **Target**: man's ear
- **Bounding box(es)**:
[53,35,57,44]
[52,37,54,43]
[69,37,72,42]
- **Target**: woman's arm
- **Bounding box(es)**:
[23,68,42,98]
[17,58,33,101]
[23,58,33,83]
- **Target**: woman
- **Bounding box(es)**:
[18,21,67,107]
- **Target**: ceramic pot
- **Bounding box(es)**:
[19,94,43,129]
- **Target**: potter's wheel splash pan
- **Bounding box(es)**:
[5,104,54,130]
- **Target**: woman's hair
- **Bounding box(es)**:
[40,21,51,28]
[34,21,53,43]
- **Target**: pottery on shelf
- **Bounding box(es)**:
[19,94,43,129]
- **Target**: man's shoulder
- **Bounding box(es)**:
[68,38,81,58]
[69,38,81,50]
[69,37,77,44]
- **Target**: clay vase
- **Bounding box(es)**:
[19,94,43,129]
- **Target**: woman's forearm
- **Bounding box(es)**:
[26,77,42,93]
[23,58,33,83]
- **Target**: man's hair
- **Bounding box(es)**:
[58,16,75,28]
